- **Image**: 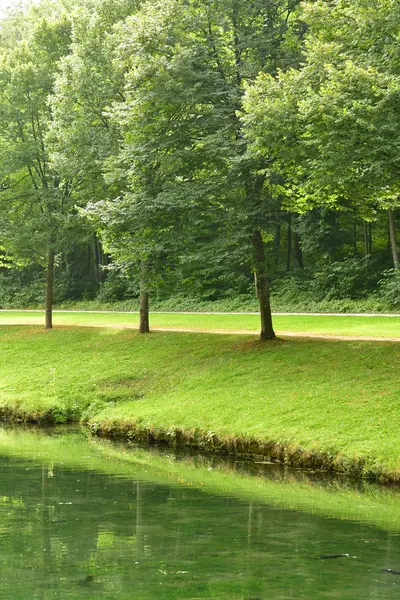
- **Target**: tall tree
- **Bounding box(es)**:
[50,0,146,326]
[93,0,302,340]
[243,0,400,269]
[0,6,75,328]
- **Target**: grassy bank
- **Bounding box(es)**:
[1,325,400,480]
[0,309,400,338]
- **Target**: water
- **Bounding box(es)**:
[0,428,399,599]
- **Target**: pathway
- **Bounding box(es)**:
[0,319,399,342]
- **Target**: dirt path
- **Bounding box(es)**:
[0,320,399,342]
[150,327,400,342]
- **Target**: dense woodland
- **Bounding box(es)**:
[0,0,398,337]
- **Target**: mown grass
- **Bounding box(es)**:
[0,310,399,337]
[0,326,400,478]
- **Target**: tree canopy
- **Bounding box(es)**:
[0,0,398,331]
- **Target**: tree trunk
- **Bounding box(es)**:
[139,286,150,334]
[388,209,399,270]
[293,218,303,269]
[254,272,259,299]
[45,246,55,330]
[274,223,281,266]
[363,221,369,260]
[368,222,372,255]
[353,219,358,257]
[294,232,303,268]
[286,213,292,271]
[387,217,391,255]
[251,230,275,341]
[65,252,72,296]
[94,237,106,284]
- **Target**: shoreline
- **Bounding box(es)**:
[88,421,390,483]
[0,405,390,483]
[2,426,400,537]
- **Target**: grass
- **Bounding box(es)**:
[0,309,399,337]
[0,325,400,479]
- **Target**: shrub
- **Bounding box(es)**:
[312,257,377,301]
[377,269,400,309]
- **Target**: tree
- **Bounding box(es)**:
[242,0,400,269]
[0,6,75,328]
[50,0,147,326]
[92,0,303,340]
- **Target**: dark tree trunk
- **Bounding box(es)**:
[274,223,281,266]
[363,221,369,262]
[139,286,150,334]
[251,230,275,341]
[87,242,92,273]
[293,218,303,269]
[94,237,107,284]
[353,219,358,257]
[388,209,399,270]
[45,246,55,330]
[368,222,372,255]
[93,238,101,284]
[65,252,72,295]
[286,213,292,271]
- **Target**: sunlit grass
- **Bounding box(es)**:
[0,326,400,477]
[0,310,399,337]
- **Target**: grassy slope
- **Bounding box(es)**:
[0,310,399,337]
[1,326,400,478]
[1,427,400,534]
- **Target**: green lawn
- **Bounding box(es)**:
[0,325,400,479]
[0,309,399,337]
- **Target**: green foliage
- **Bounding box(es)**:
[96,268,140,302]
[0,0,398,314]
[0,1,87,323]
[80,0,303,302]
[378,270,400,310]
[312,258,375,301]
[243,0,400,211]
[0,271,45,307]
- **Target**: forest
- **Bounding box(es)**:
[0,0,398,338]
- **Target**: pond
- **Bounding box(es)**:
[0,427,400,599]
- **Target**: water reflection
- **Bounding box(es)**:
[0,430,399,598]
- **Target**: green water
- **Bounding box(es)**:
[0,430,400,598]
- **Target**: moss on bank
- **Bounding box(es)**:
[1,326,400,480]
[89,422,373,479]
